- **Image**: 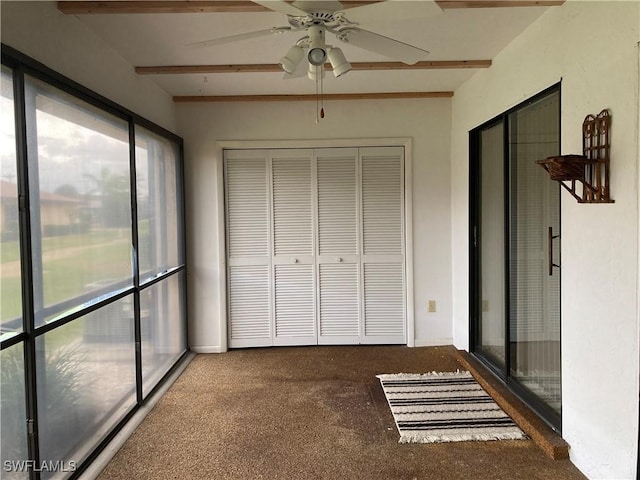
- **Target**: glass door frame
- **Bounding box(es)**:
[469,82,562,432]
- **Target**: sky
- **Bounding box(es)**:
[1,72,154,198]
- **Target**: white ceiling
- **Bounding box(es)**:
[69,1,555,98]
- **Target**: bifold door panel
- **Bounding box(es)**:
[360,149,405,344]
[224,147,405,348]
[271,150,316,345]
[225,152,271,348]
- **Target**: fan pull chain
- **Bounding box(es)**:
[315,68,319,124]
[320,68,325,119]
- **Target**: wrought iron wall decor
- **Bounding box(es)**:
[536,109,613,203]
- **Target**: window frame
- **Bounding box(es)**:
[0,44,188,480]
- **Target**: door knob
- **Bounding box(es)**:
[291,258,298,264]
[336,257,343,263]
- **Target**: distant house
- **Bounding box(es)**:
[0,180,81,237]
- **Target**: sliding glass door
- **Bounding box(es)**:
[476,121,506,368]
[508,93,561,419]
[470,85,561,430]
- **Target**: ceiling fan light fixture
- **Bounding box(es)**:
[327,47,351,78]
[279,45,304,74]
[307,25,327,66]
[307,64,325,81]
[308,47,327,66]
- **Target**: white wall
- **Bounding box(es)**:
[175,99,453,352]
[0,1,176,132]
[450,2,640,478]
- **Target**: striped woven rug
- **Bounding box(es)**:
[377,371,527,443]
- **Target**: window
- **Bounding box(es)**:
[0,64,29,480]
[140,272,186,397]
[135,125,186,396]
[1,65,22,340]
[0,46,187,479]
[1,343,28,480]
[135,126,183,283]
[25,76,133,325]
[36,298,136,474]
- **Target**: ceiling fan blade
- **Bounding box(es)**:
[336,0,442,26]
[186,27,290,48]
[341,29,429,65]
[292,0,343,12]
[253,0,309,16]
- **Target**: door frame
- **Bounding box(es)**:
[216,137,414,352]
[469,83,563,432]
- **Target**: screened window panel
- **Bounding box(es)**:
[36,297,136,475]
[141,272,186,397]
[1,343,29,480]
[1,66,23,339]
[136,126,182,284]
[25,76,132,326]
[1,51,187,479]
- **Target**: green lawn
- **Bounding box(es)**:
[0,229,127,263]
[1,228,132,324]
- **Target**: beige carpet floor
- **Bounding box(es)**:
[98,345,586,480]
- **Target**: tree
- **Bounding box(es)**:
[84,168,130,228]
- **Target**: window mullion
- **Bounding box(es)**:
[14,63,41,480]
[129,121,143,406]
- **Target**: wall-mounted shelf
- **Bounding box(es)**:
[536,109,613,203]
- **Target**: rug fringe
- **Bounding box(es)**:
[399,431,527,444]
[377,370,471,381]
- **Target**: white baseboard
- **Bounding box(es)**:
[193,342,455,351]
[413,338,454,347]
[190,345,226,353]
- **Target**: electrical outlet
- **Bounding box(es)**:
[482,300,489,312]
[428,300,436,313]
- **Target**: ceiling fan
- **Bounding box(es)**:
[188,0,443,80]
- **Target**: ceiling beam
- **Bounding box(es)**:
[135,60,491,75]
[436,1,563,7]
[57,1,378,15]
[173,91,454,102]
[57,1,564,15]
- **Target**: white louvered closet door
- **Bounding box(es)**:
[360,147,406,344]
[316,148,360,344]
[271,150,317,345]
[225,146,406,348]
[225,150,271,348]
